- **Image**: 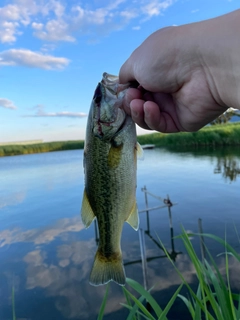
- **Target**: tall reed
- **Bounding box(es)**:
[98,228,240,319]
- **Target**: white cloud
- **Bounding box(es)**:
[24,105,87,118]
[32,22,43,30]
[0,0,40,43]
[0,21,20,43]
[120,10,138,20]
[34,19,75,42]
[33,111,88,118]
[0,0,65,43]
[0,98,17,110]
[142,0,175,18]
[0,0,177,44]
[0,49,70,70]
[191,9,199,13]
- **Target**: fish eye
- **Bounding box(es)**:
[93,83,102,104]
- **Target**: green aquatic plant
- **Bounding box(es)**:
[122,278,182,320]
[98,284,110,320]
[12,286,16,320]
[167,229,240,320]
[98,228,240,319]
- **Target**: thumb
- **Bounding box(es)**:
[119,58,135,84]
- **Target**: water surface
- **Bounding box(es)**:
[0,147,240,319]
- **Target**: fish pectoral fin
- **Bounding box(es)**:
[81,189,96,228]
[136,142,144,160]
[126,202,139,231]
[108,143,123,168]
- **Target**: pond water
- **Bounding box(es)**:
[0,146,240,320]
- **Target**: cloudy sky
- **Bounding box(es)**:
[0,0,239,142]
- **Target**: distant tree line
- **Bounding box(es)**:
[211,108,240,125]
[0,140,84,157]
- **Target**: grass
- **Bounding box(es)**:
[1,122,240,157]
[137,122,240,147]
[12,286,16,320]
[98,228,240,319]
[0,140,84,157]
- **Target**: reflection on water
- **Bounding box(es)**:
[0,148,240,319]
[214,156,240,182]
[165,145,240,182]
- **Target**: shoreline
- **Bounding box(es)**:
[1,122,240,157]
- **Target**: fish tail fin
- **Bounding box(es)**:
[89,250,126,286]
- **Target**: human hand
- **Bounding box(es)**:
[119,11,240,133]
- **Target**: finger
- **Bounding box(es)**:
[130,99,152,130]
[143,101,180,133]
[143,91,154,102]
[122,88,143,115]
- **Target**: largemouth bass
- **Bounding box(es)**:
[81,72,142,286]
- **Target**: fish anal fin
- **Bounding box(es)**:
[126,202,139,231]
[89,250,125,286]
[81,189,96,228]
[108,143,123,169]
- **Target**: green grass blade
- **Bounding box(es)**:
[203,235,237,319]
[122,286,155,320]
[234,293,240,319]
[193,284,203,320]
[126,278,165,318]
[121,303,149,320]
[233,223,240,245]
[97,284,109,320]
[203,260,226,320]
[178,294,196,318]
[158,284,183,320]
[122,287,138,320]
[189,233,240,261]
[12,286,16,320]
[122,287,145,320]
[158,240,212,318]
[224,237,237,320]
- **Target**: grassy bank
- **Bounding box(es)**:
[0,140,84,157]
[1,122,240,157]
[137,122,240,147]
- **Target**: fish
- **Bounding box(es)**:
[80,72,143,286]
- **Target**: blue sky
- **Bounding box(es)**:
[0,0,239,142]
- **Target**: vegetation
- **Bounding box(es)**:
[0,140,84,157]
[1,122,240,157]
[138,122,240,147]
[210,108,240,125]
[98,228,240,319]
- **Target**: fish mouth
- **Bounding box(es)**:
[96,109,126,139]
[93,79,126,139]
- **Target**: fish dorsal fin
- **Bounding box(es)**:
[81,189,96,228]
[126,202,139,231]
[136,142,144,159]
